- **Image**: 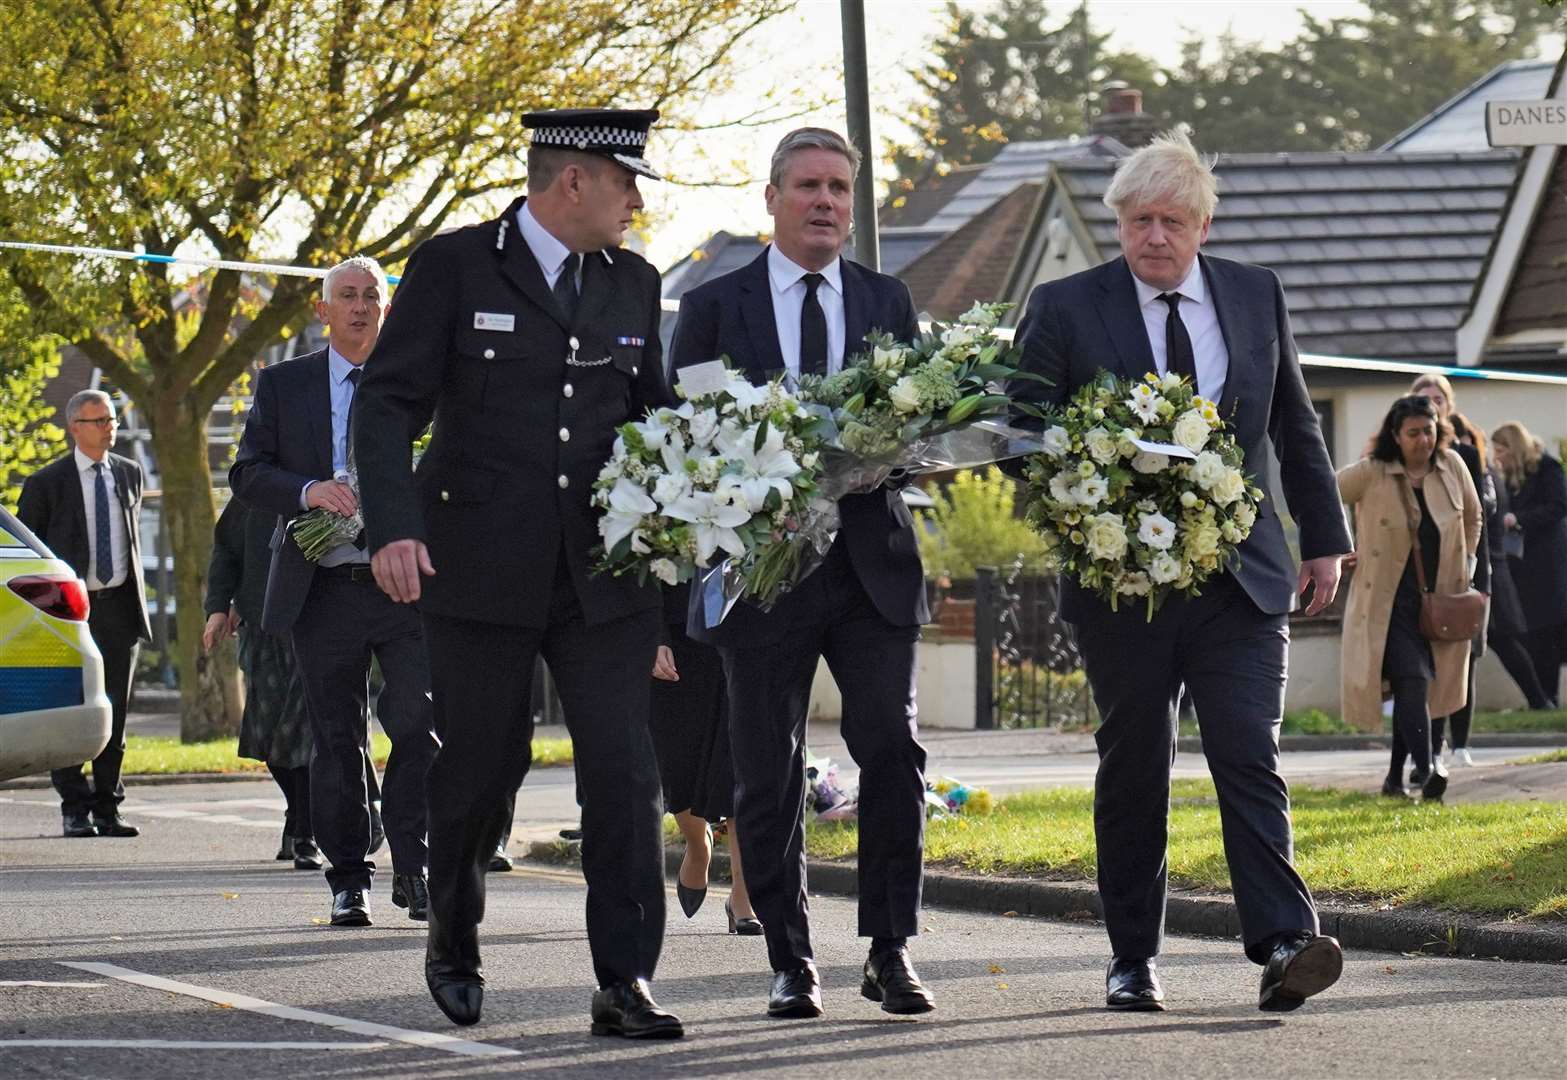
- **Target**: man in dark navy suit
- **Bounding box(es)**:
[670,128,935,1021]
[18,389,151,839]
[1012,130,1353,1014]
[230,257,436,931]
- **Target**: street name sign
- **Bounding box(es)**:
[1486,100,1567,147]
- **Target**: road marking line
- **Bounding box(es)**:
[59,962,520,1058]
[0,1039,388,1050]
[0,980,105,988]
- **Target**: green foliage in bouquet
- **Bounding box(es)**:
[799,301,1046,460]
[1022,371,1265,618]
[915,466,1051,580]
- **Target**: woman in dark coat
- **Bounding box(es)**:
[202,497,318,867]
[650,581,759,933]
[1493,422,1567,708]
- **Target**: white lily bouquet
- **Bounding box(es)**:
[1022,371,1264,619]
[592,367,834,606]
[799,301,1048,495]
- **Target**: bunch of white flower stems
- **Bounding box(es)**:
[593,301,1048,620]
[1023,371,1264,620]
[289,431,431,562]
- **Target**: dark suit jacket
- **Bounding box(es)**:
[17,449,151,641]
[352,195,673,629]
[670,247,930,646]
[228,347,339,635]
[1013,254,1351,619]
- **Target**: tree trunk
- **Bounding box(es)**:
[149,398,242,742]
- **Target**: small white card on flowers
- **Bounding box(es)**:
[1128,436,1196,460]
[675,361,731,399]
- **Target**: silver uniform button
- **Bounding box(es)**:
[557,474,569,489]
[559,427,570,442]
[632,365,638,375]
[440,490,450,502]
[483,348,495,360]
[569,335,580,350]
[563,383,574,398]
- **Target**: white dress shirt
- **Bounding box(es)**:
[1132,259,1229,403]
[767,245,846,377]
[517,200,582,292]
[75,446,128,590]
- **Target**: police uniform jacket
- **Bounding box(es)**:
[353,195,672,628]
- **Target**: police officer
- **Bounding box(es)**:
[352,109,679,1036]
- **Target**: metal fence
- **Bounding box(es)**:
[973,560,1096,730]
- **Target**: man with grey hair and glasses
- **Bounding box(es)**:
[18,388,151,838]
[671,126,934,1021]
[1011,129,1352,1014]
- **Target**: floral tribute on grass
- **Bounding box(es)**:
[1022,371,1264,619]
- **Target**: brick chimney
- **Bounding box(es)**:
[1090,81,1162,148]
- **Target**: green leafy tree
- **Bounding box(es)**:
[915,466,1050,580]
[0,0,787,740]
[1155,0,1562,151]
[0,346,66,512]
[888,0,1159,189]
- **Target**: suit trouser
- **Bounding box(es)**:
[421,569,665,987]
[1071,573,1316,965]
[719,545,925,973]
[290,567,435,894]
[53,582,141,818]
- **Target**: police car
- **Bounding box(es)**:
[0,504,111,782]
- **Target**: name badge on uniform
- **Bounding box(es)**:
[474,312,515,332]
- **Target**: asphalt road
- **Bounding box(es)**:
[3,782,1567,1078]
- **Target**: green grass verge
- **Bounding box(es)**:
[114,732,573,775]
[806,778,1567,920]
[1515,749,1567,765]
[1471,709,1567,734]
[1176,707,1567,739]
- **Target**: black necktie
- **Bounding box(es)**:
[553,253,581,323]
[1158,292,1198,387]
[799,272,828,377]
[92,462,113,585]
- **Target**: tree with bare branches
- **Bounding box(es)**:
[0,0,789,739]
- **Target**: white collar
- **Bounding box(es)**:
[1132,257,1206,309]
[327,345,363,385]
[767,244,842,296]
[74,446,109,473]
[516,199,574,279]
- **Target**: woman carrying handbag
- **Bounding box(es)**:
[1337,395,1481,801]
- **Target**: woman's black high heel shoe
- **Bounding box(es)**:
[726,896,763,936]
[677,881,707,918]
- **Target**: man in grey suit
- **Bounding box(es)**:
[17,389,151,838]
[1012,131,1352,1014]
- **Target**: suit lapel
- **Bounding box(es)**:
[738,249,785,381]
[494,198,569,334]
[1204,256,1255,419]
[1097,258,1157,381]
[308,353,333,478]
[840,258,872,358]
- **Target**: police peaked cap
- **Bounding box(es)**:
[522,108,663,181]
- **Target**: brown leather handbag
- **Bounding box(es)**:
[1404,477,1487,642]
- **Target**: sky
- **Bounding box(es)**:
[637,0,1375,268]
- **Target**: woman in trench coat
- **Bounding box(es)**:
[1338,395,1480,801]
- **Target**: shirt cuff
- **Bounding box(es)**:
[300,480,315,511]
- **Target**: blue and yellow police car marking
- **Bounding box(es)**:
[0,556,89,716]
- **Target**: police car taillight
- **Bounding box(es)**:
[7,575,91,621]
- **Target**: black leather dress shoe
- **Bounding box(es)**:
[487,848,514,873]
[92,814,139,838]
[590,978,684,1039]
[768,963,824,1019]
[292,837,325,870]
[1106,957,1166,1011]
[368,800,385,856]
[1421,760,1450,802]
[862,946,935,1014]
[426,919,484,1025]
[391,873,430,920]
[1380,778,1412,799]
[330,888,371,927]
[62,813,97,838]
[1259,933,1342,1012]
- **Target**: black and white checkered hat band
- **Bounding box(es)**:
[532,125,646,152]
